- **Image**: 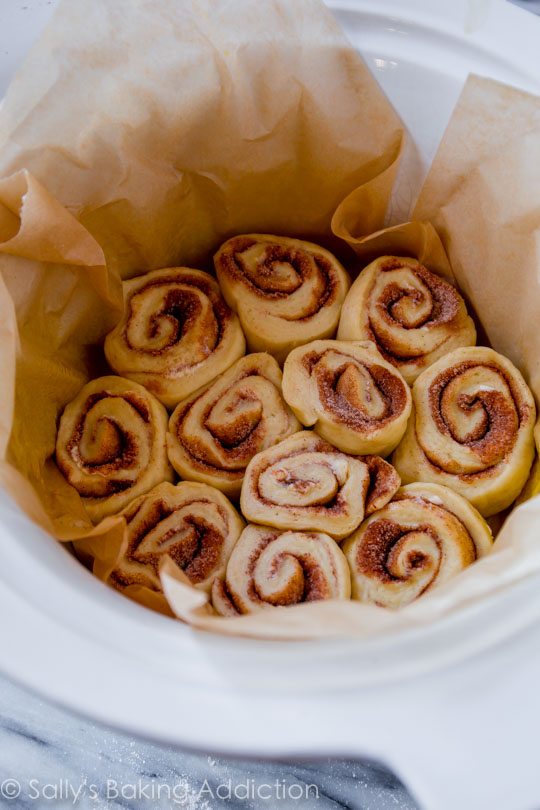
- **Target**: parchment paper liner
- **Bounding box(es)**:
[0,0,402,538]
[160,74,540,636]
[0,0,539,638]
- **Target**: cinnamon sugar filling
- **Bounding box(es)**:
[218,236,338,315]
[113,498,228,588]
[426,361,529,473]
[302,349,409,427]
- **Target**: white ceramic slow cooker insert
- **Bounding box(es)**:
[1,3,540,810]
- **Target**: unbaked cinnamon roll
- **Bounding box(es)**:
[240,431,400,539]
[55,376,173,523]
[392,347,536,516]
[282,339,411,456]
[214,234,350,364]
[212,524,351,615]
[107,481,244,595]
[343,483,492,609]
[167,353,299,498]
[337,256,476,384]
[104,267,246,408]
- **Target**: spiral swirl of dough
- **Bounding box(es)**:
[392,347,536,516]
[108,481,244,594]
[282,339,411,456]
[167,354,299,498]
[212,524,351,615]
[104,267,246,408]
[241,431,400,539]
[55,376,173,523]
[214,234,350,364]
[338,256,476,384]
[343,483,492,609]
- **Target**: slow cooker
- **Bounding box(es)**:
[1,2,540,809]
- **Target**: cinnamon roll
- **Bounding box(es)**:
[337,256,476,384]
[214,234,350,364]
[55,376,173,523]
[212,524,351,615]
[282,339,411,456]
[241,431,400,539]
[107,481,244,595]
[167,354,299,498]
[104,267,246,408]
[343,483,493,609]
[392,347,536,516]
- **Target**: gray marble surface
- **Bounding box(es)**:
[0,675,416,809]
[510,0,540,10]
